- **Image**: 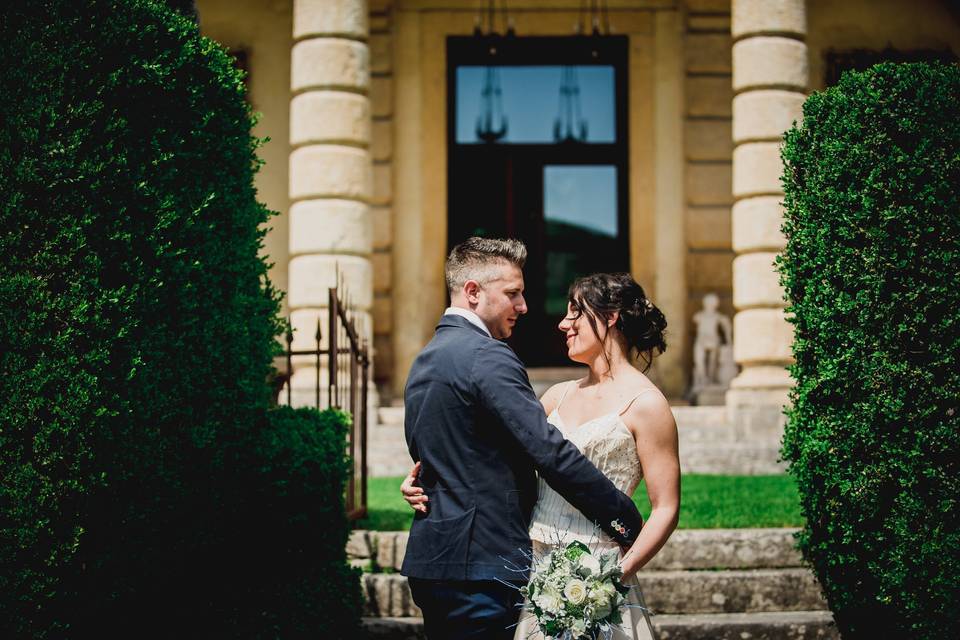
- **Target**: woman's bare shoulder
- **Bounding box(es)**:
[622,378,676,438]
[539,379,579,415]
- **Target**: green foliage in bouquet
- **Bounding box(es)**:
[779,62,960,639]
[0,1,360,636]
[522,541,629,639]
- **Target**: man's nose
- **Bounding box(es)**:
[516,295,528,314]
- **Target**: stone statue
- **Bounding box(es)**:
[691,293,735,405]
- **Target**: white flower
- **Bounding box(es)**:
[570,618,588,637]
[597,581,617,599]
[563,578,587,605]
[587,595,612,619]
[578,552,601,576]
[535,582,564,615]
[587,584,615,619]
[534,591,562,615]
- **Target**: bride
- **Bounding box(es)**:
[403,272,680,639]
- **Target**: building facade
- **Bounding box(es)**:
[196,0,959,438]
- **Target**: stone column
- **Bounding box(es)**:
[287,0,373,405]
[728,0,807,433]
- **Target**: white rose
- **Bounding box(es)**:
[563,579,588,605]
[578,552,601,576]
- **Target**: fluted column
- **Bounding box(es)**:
[288,0,372,405]
[728,0,807,430]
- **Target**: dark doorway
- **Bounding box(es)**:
[447,35,630,366]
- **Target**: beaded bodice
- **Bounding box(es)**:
[528,390,646,545]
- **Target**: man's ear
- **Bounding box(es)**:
[463,280,482,304]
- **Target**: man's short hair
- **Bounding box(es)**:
[445,237,527,294]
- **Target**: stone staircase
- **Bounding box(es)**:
[367,406,411,477]
[350,528,837,639]
[368,404,784,477]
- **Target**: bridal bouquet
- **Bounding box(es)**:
[519,540,630,639]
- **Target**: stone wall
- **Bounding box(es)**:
[683,0,735,388]
[196,0,293,315]
[807,0,960,91]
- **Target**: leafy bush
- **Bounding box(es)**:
[0,1,360,636]
[212,407,363,636]
[779,62,960,638]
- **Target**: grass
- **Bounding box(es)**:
[354,474,803,531]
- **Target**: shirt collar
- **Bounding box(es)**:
[444,307,492,337]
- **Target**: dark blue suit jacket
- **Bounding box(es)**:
[400,314,643,582]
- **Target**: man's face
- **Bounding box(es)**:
[475,263,528,339]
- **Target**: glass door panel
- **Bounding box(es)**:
[447,36,629,366]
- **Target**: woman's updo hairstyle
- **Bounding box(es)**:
[567,272,667,372]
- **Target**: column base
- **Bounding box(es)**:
[726,365,793,442]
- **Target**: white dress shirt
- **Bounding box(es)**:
[443,306,491,337]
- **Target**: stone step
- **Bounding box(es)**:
[361,611,839,640]
[361,568,826,617]
[655,611,839,639]
[349,528,803,573]
[673,406,729,429]
[638,568,826,615]
[377,406,404,426]
[369,440,784,476]
[643,528,802,571]
[368,453,417,478]
[367,423,405,448]
[362,617,424,640]
[680,443,785,474]
[370,404,782,475]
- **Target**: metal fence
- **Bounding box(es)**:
[276,282,369,521]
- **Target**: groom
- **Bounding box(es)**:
[401,237,643,639]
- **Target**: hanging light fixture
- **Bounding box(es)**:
[472,0,513,142]
[554,66,588,143]
[576,0,611,37]
[477,66,508,143]
[474,0,515,39]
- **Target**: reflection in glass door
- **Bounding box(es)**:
[543,165,619,315]
[447,36,629,366]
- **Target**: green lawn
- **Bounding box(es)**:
[354,474,803,531]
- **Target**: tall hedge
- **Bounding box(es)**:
[0,1,360,636]
[779,62,960,639]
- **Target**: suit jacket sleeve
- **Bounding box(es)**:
[472,340,643,546]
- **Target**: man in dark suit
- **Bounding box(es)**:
[400,237,643,639]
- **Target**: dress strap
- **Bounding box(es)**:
[616,387,659,416]
[554,380,576,413]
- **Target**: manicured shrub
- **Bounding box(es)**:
[0,1,360,637]
[205,407,363,637]
[779,62,960,639]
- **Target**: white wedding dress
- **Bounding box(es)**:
[514,383,658,640]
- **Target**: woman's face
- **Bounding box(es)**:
[558,300,607,364]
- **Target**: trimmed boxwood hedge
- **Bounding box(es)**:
[0,1,360,637]
[779,62,960,639]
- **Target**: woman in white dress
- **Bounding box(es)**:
[403,272,680,640]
